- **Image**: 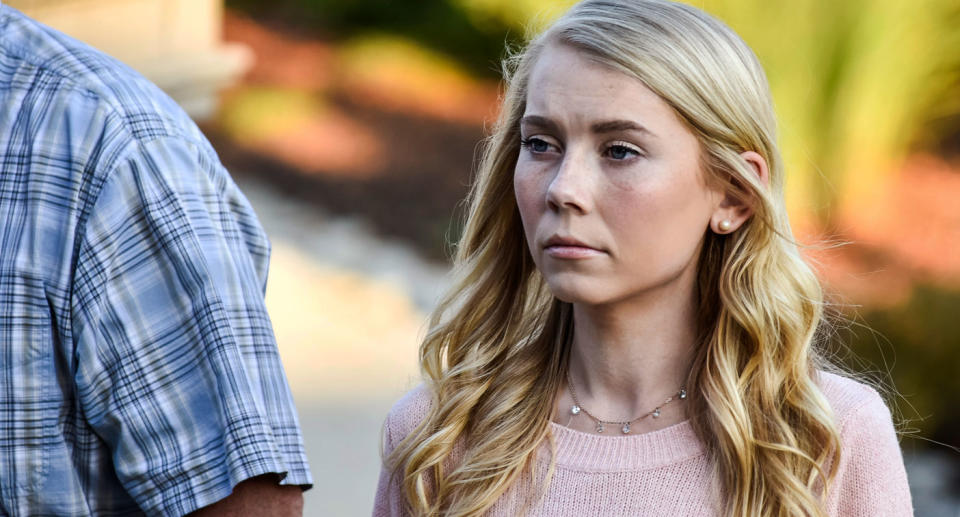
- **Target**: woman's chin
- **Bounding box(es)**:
[546,281,611,306]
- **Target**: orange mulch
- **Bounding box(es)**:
[224,12,335,90]
[806,155,960,307]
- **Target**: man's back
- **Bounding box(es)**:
[0,5,310,515]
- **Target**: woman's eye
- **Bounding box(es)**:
[521,137,553,154]
[605,143,640,160]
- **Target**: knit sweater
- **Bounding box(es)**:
[372,371,913,516]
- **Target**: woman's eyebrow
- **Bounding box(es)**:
[590,119,656,138]
[520,115,561,133]
[520,115,655,138]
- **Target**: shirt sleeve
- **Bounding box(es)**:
[70,135,312,516]
[826,389,913,517]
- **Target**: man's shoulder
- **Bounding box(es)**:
[0,5,203,146]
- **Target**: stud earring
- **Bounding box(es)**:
[718,220,732,232]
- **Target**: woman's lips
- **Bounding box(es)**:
[544,245,605,259]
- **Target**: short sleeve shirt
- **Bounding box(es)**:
[0,5,312,516]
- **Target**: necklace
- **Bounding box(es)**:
[566,370,687,434]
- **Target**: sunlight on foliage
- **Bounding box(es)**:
[218,85,386,174]
[337,33,476,94]
[219,86,327,142]
[686,0,959,220]
[335,33,499,123]
[454,0,577,34]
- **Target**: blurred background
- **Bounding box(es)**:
[9,0,959,514]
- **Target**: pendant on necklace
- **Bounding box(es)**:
[652,408,661,418]
[621,423,631,434]
[595,422,604,433]
[571,405,581,415]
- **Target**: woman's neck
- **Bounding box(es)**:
[561,275,699,432]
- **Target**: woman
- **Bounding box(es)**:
[373,0,912,515]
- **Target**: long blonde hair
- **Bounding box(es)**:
[388,1,841,515]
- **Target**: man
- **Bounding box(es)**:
[0,4,310,515]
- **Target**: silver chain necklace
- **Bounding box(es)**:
[566,370,687,434]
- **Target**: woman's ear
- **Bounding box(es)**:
[710,151,769,234]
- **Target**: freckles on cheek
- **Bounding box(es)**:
[605,187,668,246]
[622,182,706,258]
[513,181,543,256]
[513,167,543,219]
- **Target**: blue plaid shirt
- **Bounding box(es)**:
[0,5,311,516]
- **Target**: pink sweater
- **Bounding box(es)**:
[373,371,913,516]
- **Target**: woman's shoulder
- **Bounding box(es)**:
[382,383,433,450]
[815,373,912,514]
[815,369,894,432]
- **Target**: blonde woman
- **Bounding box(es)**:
[373,0,912,515]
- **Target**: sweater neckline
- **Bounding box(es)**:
[544,419,705,471]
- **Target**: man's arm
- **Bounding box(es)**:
[71,135,312,515]
[190,475,304,517]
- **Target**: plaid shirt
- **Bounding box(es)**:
[0,5,311,516]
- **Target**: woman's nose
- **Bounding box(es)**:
[545,151,593,214]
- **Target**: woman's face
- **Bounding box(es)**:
[514,43,726,306]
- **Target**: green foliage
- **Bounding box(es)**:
[839,284,960,448]
[225,0,521,76]
[452,0,576,34]
[691,0,960,219]
[219,87,325,142]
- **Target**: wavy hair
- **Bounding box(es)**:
[387,1,841,515]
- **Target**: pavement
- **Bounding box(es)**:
[237,174,449,515]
